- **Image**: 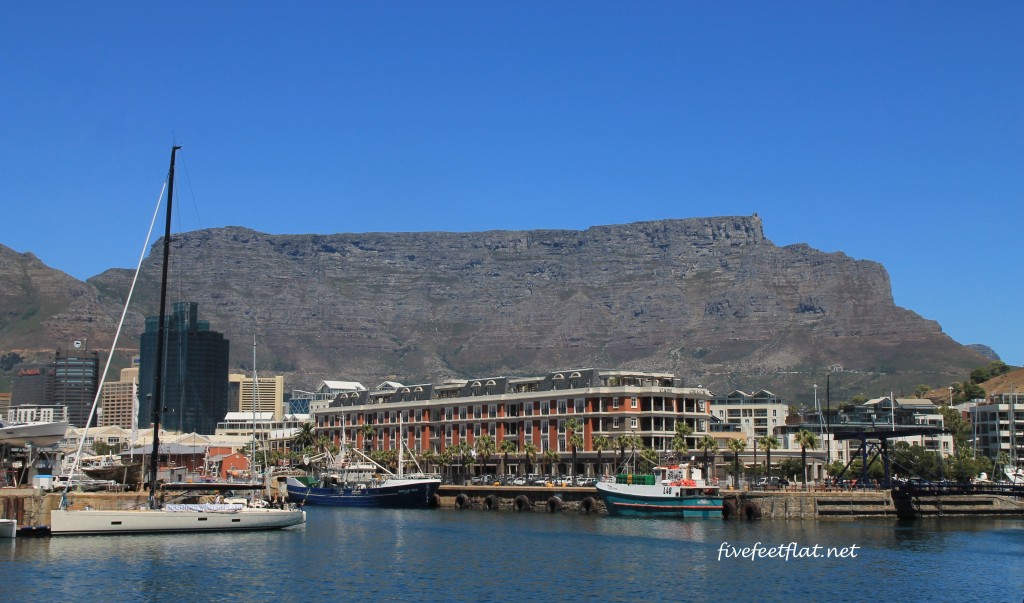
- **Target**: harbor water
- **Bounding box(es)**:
[3,507,1022,602]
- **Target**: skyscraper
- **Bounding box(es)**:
[138,302,229,435]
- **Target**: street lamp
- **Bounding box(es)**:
[948,386,954,406]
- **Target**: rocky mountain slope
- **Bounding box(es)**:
[0,216,990,403]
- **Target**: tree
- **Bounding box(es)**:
[759,435,780,476]
[938,404,971,456]
[969,367,991,385]
[439,448,454,482]
[543,449,560,477]
[360,423,377,451]
[779,458,803,484]
[988,360,1010,377]
[523,442,537,475]
[794,429,819,490]
[499,439,518,475]
[565,417,584,484]
[293,421,317,451]
[421,449,438,474]
[726,437,746,487]
[475,434,496,477]
[592,435,610,477]
[696,435,718,481]
[455,441,474,481]
[639,446,659,473]
[914,384,931,399]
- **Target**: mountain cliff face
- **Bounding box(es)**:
[0,216,987,402]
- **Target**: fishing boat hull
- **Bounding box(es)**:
[595,481,723,518]
[49,505,306,535]
[285,476,440,508]
[0,421,69,447]
[81,462,144,486]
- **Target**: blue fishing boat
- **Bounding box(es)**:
[595,464,723,518]
[285,438,440,508]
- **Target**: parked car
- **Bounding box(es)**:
[511,476,528,486]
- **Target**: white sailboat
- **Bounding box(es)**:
[0,419,69,447]
[51,146,304,535]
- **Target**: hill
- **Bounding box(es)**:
[0,215,993,403]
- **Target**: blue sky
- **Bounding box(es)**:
[2,3,1021,366]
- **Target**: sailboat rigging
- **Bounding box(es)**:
[50,146,305,534]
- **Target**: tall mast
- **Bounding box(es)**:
[251,327,258,483]
[148,145,179,509]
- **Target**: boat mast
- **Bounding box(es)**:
[251,328,259,483]
[148,145,179,509]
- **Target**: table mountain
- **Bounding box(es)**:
[0,216,989,402]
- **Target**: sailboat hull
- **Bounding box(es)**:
[50,507,306,535]
[285,476,440,508]
[0,421,69,447]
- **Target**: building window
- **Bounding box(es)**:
[575,399,584,413]
[613,417,620,428]
[613,398,620,410]
[630,417,638,429]
[631,398,637,409]
[557,400,567,414]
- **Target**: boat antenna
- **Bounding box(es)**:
[148,145,180,510]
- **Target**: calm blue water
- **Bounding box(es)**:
[2,508,1022,602]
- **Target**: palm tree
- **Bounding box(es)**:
[592,435,609,477]
[439,448,454,482]
[475,434,496,477]
[499,440,518,476]
[523,442,537,475]
[421,449,438,475]
[794,429,820,490]
[697,435,718,482]
[293,421,317,451]
[671,431,689,464]
[455,441,474,481]
[360,423,377,451]
[727,437,746,488]
[543,449,560,478]
[565,417,584,484]
[759,435,780,478]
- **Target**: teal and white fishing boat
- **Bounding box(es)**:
[595,463,723,518]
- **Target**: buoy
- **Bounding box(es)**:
[485,494,499,510]
[546,497,563,513]
[455,493,470,509]
[514,495,531,512]
[580,496,596,515]
[430,493,441,508]
[742,501,761,520]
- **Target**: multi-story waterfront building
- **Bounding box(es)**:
[138,302,230,435]
[214,411,310,457]
[971,391,1023,461]
[312,369,713,478]
[708,389,790,440]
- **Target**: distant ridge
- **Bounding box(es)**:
[0,216,992,402]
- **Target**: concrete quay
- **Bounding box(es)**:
[3,486,1022,531]
[436,485,1024,520]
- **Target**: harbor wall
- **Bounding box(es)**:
[3,486,1022,528]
